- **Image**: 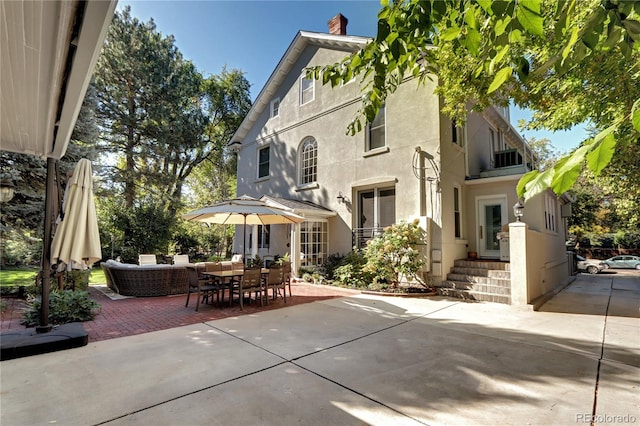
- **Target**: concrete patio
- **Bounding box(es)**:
[1,272,638,425]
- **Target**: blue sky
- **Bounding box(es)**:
[119,0,588,153]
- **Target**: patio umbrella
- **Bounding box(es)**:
[183,195,304,262]
[51,159,102,269]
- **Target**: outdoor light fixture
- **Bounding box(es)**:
[513,200,525,222]
[0,177,15,203]
[337,192,345,203]
[228,140,242,152]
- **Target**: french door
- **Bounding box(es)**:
[477,197,507,259]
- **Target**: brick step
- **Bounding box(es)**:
[445,273,511,287]
[437,287,511,304]
[454,260,510,271]
[440,280,511,295]
[450,267,511,279]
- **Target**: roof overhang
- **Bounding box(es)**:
[0,0,116,160]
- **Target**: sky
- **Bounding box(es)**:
[118,0,588,153]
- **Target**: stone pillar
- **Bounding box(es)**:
[509,221,529,306]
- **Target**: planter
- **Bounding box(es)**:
[468,251,478,260]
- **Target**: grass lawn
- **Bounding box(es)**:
[0,267,106,287]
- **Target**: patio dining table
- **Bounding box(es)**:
[202,268,270,307]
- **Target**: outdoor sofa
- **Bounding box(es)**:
[101,260,190,297]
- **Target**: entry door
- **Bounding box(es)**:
[478,197,507,259]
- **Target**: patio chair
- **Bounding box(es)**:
[138,254,157,265]
[266,265,286,303]
[282,261,292,297]
[232,267,264,310]
[185,265,219,312]
[173,254,190,265]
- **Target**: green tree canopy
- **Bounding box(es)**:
[93,6,251,256]
[314,0,640,202]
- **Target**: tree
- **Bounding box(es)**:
[314,0,640,202]
[93,7,251,255]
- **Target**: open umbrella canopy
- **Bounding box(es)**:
[182,195,304,225]
[183,195,304,262]
[50,159,101,268]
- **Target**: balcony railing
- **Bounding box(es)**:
[352,227,385,249]
[494,149,523,168]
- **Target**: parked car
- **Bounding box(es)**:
[576,255,605,274]
[600,255,640,270]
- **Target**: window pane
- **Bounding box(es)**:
[301,77,314,104]
[258,146,270,178]
[378,188,395,227]
[368,105,386,150]
[299,138,317,184]
[358,191,374,228]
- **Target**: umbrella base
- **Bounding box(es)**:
[1,322,88,361]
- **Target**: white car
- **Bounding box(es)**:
[576,255,605,274]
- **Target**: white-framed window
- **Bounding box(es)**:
[452,119,465,147]
[300,221,327,267]
[544,193,557,233]
[454,186,462,238]
[356,186,395,247]
[366,104,386,151]
[298,137,318,185]
[300,75,314,105]
[490,127,507,152]
[257,145,270,179]
[258,225,270,249]
[270,98,280,118]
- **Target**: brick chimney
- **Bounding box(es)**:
[328,13,348,35]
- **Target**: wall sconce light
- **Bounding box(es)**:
[513,200,524,222]
[0,177,16,203]
[228,140,242,152]
[337,191,346,203]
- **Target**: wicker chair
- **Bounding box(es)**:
[266,265,286,303]
[185,265,219,311]
[101,262,119,293]
[232,267,264,310]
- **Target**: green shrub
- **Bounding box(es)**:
[333,250,371,288]
[361,219,425,290]
[21,290,101,327]
[318,253,344,280]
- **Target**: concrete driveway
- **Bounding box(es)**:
[1,272,638,425]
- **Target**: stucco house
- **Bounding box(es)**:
[228,14,574,308]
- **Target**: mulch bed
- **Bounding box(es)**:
[1,282,360,342]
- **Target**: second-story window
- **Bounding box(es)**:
[258,146,270,179]
[299,137,318,185]
[367,104,386,151]
[300,75,314,105]
[452,119,465,147]
[270,98,280,118]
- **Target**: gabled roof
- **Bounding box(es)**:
[229,31,370,146]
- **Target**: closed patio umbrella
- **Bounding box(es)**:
[183,195,304,262]
[51,159,102,269]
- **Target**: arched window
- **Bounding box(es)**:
[299,137,317,185]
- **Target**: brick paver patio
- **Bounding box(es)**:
[1,282,360,342]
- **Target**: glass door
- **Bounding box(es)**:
[478,197,506,258]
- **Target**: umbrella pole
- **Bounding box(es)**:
[242,214,247,267]
[38,158,56,333]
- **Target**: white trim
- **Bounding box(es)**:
[300,74,315,105]
[269,98,280,119]
[476,195,508,258]
[256,144,271,179]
